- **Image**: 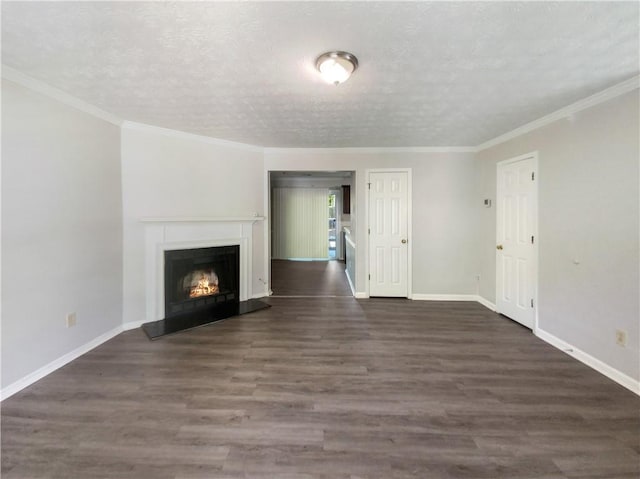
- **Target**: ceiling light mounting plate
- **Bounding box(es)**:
[316,51,358,85]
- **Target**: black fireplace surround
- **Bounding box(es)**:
[164,245,239,318]
[141,245,270,340]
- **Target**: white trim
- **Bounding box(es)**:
[365,168,413,299]
[412,294,497,311]
[143,220,257,322]
[6,297,635,401]
[251,290,270,299]
[536,328,639,396]
[476,296,496,311]
[412,294,479,301]
[263,169,272,299]
[496,151,538,167]
[121,120,263,153]
[4,65,636,154]
[477,75,640,151]
[140,216,264,223]
[123,320,146,331]
[264,146,476,155]
[1,65,122,126]
[1,325,123,401]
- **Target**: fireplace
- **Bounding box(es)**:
[140,218,270,340]
[164,245,239,318]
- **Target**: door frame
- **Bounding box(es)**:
[365,168,413,299]
[495,152,539,333]
[264,169,357,298]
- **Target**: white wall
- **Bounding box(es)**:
[476,89,640,382]
[4,69,636,396]
[1,79,123,389]
[120,125,266,325]
[264,150,479,296]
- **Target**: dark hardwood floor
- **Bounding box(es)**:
[271,259,353,296]
[2,297,638,478]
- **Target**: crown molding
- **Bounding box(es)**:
[5,64,636,154]
[476,74,640,152]
[264,146,476,155]
[1,65,123,126]
[121,121,264,153]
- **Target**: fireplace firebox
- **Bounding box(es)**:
[164,245,240,318]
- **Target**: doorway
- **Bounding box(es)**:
[495,152,538,330]
[268,171,355,297]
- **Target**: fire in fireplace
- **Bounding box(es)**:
[186,270,219,298]
[164,245,239,318]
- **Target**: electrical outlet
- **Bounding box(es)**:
[66,312,77,328]
[615,329,627,347]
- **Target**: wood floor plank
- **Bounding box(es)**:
[271,259,352,296]
[2,296,638,478]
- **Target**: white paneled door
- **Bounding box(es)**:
[369,171,409,297]
[496,155,537,329]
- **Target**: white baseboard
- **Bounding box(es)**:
[412,294,496,312]
[1,325,124,401]
[476,296,496,311]
[412,294,478,301]
[122,320,146,331]
[8,299,634,402]
[536,327,639,396]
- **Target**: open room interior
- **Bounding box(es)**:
[1,2,639,478]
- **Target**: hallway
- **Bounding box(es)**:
[270,260,353,297]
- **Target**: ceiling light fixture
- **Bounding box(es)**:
[316,51,358,85]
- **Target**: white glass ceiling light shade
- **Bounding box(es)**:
[316,51,358,85]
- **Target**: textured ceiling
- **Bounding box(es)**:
[2,2,638,148]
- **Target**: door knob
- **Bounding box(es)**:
[496,244,503,250]
[401,239,407,244]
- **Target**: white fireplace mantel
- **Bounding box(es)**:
[142,217,263,322]
[141,216,265,223]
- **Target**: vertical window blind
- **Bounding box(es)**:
[272,187,329,260]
